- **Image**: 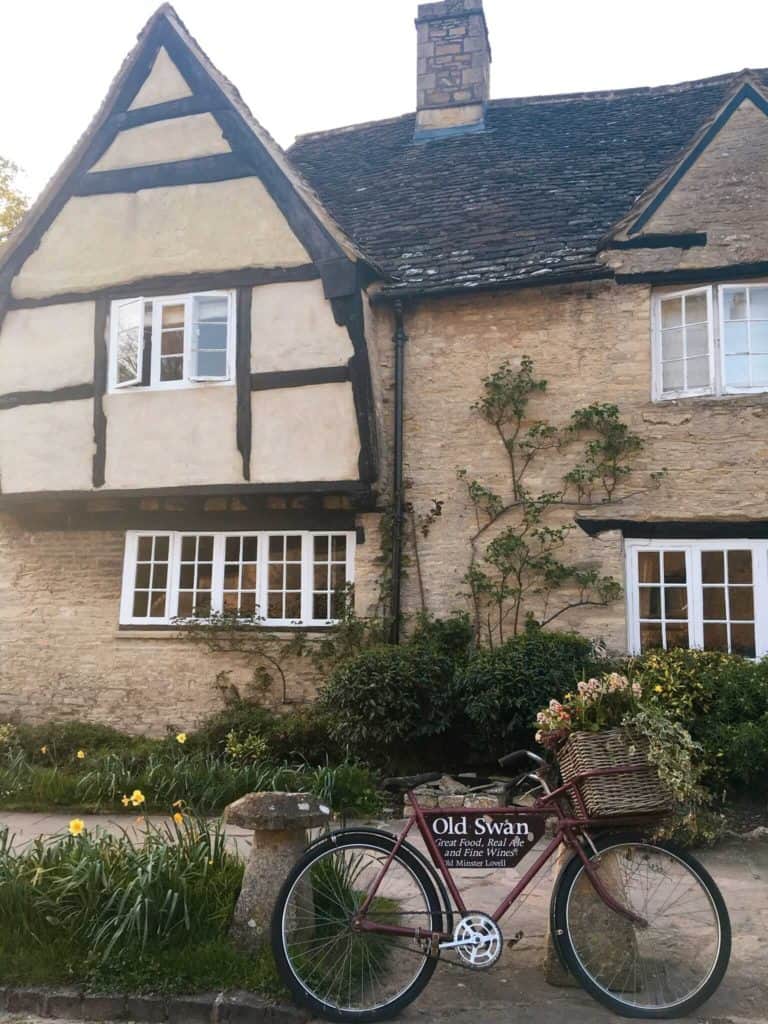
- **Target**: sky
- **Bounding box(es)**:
[3,0,768,200]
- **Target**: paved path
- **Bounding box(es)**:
[0,814,766,1023]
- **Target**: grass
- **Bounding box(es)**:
[0,817,284,996]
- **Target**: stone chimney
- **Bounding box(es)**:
[415,0,491,140]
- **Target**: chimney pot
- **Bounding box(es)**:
[414,0,491,139]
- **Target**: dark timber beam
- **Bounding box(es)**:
[0,383,94,411]
[73,154,255,196]
[604,233,707,250]
[578,518,768,540]
[6,265,319,310]
[250,366,350,391]
[111,94,220,130]
[616,261,768,286]
[0,481,373,503]
[235,287,252,481]
[92,299,108,488]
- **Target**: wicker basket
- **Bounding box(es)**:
[558,728,671,817]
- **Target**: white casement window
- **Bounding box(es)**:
[625,539,768,657]
[653,283,768,399]
[119,531,356,627]
[108,291,234,391]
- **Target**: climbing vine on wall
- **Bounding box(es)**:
[455,355,664,646]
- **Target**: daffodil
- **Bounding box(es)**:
[175,732,187,745]
[654,684,663,693]
[121,795,131,807]
[69,819,85,837]
[130,789,146,807]
[173,812,184,825]
[40,745,48,755]
[172,799,184,808]
[76,749,86,760]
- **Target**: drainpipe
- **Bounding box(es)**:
[389,300,408,643]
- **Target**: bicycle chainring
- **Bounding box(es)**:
[452,912,503,969]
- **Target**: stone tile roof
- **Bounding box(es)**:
[289,69,768,296]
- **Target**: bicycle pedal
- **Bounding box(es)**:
[506,930,524,948]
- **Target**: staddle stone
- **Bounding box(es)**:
[224,791,331,951]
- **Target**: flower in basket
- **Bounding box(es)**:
[534,672,639,750]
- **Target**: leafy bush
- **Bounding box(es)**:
[318,643,457,768]
[411,612,474,665]
[452,628,601,761]
[628,648,768,789]
[0,817,281,995]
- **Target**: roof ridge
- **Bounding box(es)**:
[291,66,768,147]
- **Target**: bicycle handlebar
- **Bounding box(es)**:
[498,749,548,772]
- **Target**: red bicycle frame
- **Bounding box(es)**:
[356,767,658,942]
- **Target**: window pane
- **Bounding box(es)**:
[240,593,256,615]
[725,289,747,320]
[117,329,140,384]
[137,536,153,561]
[269,536,283,560]
[661,328,683,360]
[701,550,724,583]
[285,564,301,590]
[132,591,149,617]
[225,536,240,561]
[729,587,754,620]
[751,321,768,354]
[154,536,169,560]
[285,592,301,619]
[332,536,347,561]
[751,355,768,386]
[663,551,686,583]
[161,330,183,356]
[268,564,283,588]
[152,564,167,589]
[662,360,684,391]
[223,591,239,612]
[331,563,346,588]
[686,324,708,357]
[195,350,228,377]
[665,623,689,649]
[640,624,663,651]
[728,550,752,583]
[194,295,228,322]
[664,587,688,619]
[160,356,183,381]
[686,356,709,388]
[241,564,257,589]
[731,623,756,658]
[149,592,166,616]
[194,323,228,350]
[162,304,184,328]
[702,587,726,619]
[703,622,728,652]
[750,286,768,319]
[178,592,194,616]
[725,355,749,386]
[179,564,195,589]
[242,537,258,562]
[198,536,214,560]
[135,563,151,589]
[223,564,239,589]
[638,552,660,583]
[313,593,329,620]
[661,298,682,328]
[724,321,748,354]
[286,535,302,561]
[314,564,329,589]
[267,593,282,618]
[639,588,661,618]
[685,292,707,324]
[314,535,329,560]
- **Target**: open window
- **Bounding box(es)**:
[109,290,234,391]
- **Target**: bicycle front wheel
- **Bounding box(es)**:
[271,832,443,1022]
[552,831,731,1019]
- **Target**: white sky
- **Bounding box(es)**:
[3,0,768,200]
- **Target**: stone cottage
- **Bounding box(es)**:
[2,0,768,730]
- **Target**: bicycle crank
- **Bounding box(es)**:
[439,912,503,969]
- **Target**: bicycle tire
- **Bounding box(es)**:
[551,831,731,1019]
[271,831,443,1022]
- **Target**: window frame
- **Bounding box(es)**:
[108,290,235,393]
[119,530,356,628]
[625,538,768,657]
[652,282,768,401]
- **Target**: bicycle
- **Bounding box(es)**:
[271,749,731,1022]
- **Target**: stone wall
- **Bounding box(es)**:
[0,510,384,733]
[377,280,768,652]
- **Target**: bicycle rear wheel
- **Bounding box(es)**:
[271,832,442,1022]
[552,831,730,1019]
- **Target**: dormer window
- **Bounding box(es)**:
[652,283,768,400]
[109,290,235,392]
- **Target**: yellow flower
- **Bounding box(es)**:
[172,799,184,809]
[40,745,48,755]
[173,812,184,825]
[654,684,663,693]
[76,749,86,760]
[121,795,131,807]
[175,732,187,745]
[130,789,146,807]
[68,819,85,837]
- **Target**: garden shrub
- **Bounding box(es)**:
[628,648,768,789]
[318,642,457,768]
[410,612,474,665]
[452,628,601,761]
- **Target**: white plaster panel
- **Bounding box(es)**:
[0,400,93,492]
[250,281,353,372]
[103,386,242,489]
[128,48,193,109]
[250,382,359,482]
[0,303,94,393]
[90,115,230,172]
[12,178,311,299]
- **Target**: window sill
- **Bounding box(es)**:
[114,625,334,639]
[651,391,768,410]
